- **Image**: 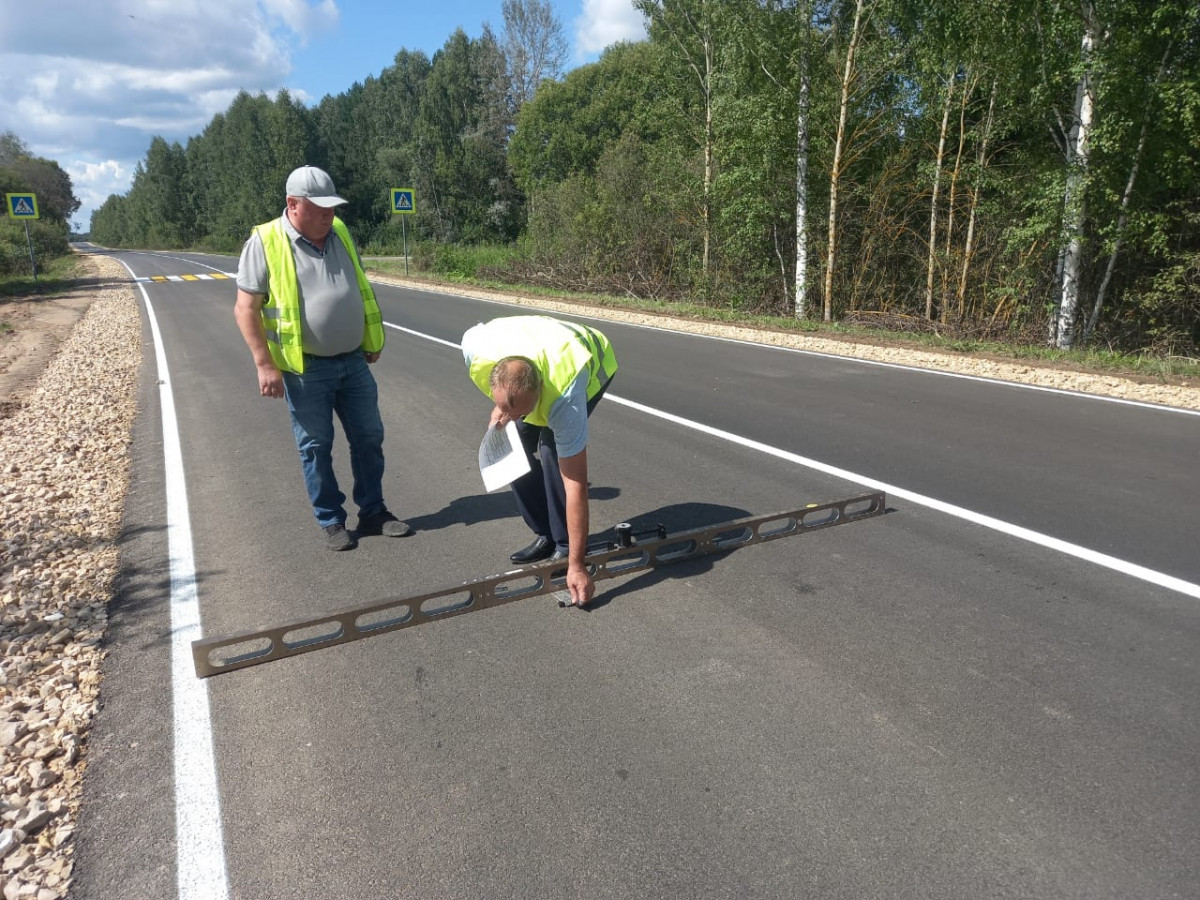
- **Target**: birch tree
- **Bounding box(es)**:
[502,0,569,110]
[924,69,955,320]
[794,0,814,318]
[956,77,998,319]
[823,0,872,321]
[1051,1,1099,349]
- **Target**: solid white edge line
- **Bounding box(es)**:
[606,394,1200,601]
[116,259,230,900]
[385,321,462,349]
[385,319,1200,601]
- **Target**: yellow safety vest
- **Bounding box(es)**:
[468,316,618,426]
[254,216,384,374]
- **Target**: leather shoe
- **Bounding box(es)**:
[510,536,554,563]
[548,548,569,561]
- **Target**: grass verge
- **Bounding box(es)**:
[0,253,87,301]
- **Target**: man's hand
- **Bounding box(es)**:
[364,351,381,364]
[489,404,512,429]
[257,363,284,398]
[565,564,594,608]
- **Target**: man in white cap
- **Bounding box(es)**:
[234,165,411,550]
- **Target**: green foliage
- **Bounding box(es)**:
[0,130,82,245]
[0,147,81,227]
[518,130,694,297]
[78,0,1199,357]
[415,28,520,243]
[509,41,670,192]
[92,90,318,249]
[412,242,521,278]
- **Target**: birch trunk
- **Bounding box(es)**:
[1055,2,1098,350]
[943,69,976,321]
[824,0,867,322]
[794,2,811,318]
[925,71,955,320]
[957,77,998,316]
[702,31,714,288]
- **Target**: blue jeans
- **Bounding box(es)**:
[282,350,386,528]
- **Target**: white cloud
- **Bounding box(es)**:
[259,0,339,40]
[574,0,647,58]
[66,160,130,229]
[0,0,336,226]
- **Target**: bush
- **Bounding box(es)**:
[413,242,519,279]
[0,219,68,276]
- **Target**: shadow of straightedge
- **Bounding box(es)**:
[583,500,756,611]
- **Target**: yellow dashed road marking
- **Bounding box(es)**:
[137,273,235,284]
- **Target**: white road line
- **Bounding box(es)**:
[116,260,230,899]
[125,249,236,277]
[606,395,1200,601]
[386,319,1200,601]
[385,322,461,349]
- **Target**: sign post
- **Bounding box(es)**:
[5,193,40,281]
[390,188,416,275]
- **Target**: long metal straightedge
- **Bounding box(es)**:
[192,491,886,678]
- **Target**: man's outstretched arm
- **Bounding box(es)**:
[559,449,594,607]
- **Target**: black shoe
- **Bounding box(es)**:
[548,547,569,561]
[510,536,554,563]
[357,509,413,537]
[324,523,357,551]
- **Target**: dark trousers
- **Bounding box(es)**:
[510,377,613,550]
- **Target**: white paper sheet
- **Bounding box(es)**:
[478,420,531,492]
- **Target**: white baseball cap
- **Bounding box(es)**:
[285,166,347,207]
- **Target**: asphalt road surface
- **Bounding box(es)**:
[72,247,1200,900]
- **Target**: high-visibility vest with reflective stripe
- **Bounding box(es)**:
[467,316,618,426]
[254,216,384,375]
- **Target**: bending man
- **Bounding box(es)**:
[462,316,618,607]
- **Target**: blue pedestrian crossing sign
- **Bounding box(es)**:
[391,188,415,215]
[5,193,39,220]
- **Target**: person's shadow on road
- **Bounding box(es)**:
[402,485,622,532]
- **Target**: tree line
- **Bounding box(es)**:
[0,132,80,276]
[90,0,1199,355]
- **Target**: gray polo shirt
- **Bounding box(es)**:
[236,212,367,357]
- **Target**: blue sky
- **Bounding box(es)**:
[290,0,643,103]
[0,0,646,229]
